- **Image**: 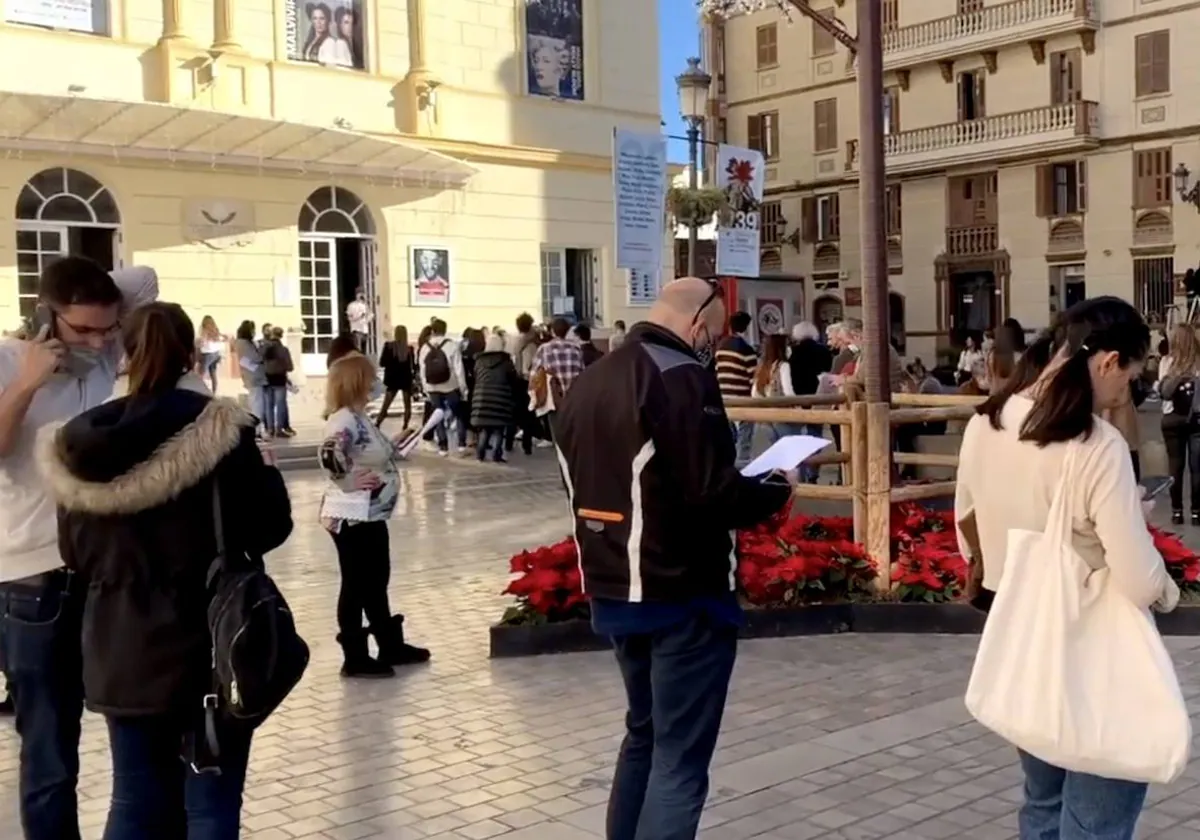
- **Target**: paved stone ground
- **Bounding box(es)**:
[3,454,1200,839]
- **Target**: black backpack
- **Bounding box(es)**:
[203,481,308,757]
[423,339,452,385]
[262,343,289,377]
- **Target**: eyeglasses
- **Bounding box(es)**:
[691,279,723,327]
[55,312,120,338]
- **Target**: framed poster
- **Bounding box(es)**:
[283,0,366,70]
[410,246,451,307]
[524,0,584,101]
[6,0,108,33]
[755,298,785,337]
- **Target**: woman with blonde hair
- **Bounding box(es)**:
[1158,323,1200,523]
[319,353,430,678]
[196,314,226,393]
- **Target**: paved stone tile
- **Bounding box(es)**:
[1,454,1199,839]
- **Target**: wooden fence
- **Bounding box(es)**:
[723,393,986,590]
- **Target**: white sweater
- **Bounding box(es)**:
[955,394,1178,609]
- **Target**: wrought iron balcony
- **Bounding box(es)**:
[882,0,1097,70]
[845,101,1098,176]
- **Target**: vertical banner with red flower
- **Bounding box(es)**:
[715,143,765,277]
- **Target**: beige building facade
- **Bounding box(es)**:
[705,0,1200,364]
[0,0,663,374]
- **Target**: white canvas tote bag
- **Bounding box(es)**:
[964,443,1191,784]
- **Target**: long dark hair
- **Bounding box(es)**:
[754,334,789,393]
[392,325,410,360]
[996,317,1026,353]
[235,320,255,341]
[123,303,195,397]
[978,297,1149,445]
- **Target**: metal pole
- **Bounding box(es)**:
[855,0,889,403]
[687,120,699,277]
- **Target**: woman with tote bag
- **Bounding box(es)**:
[955,297,1187,839]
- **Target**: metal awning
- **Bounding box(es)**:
[0,92,476,187]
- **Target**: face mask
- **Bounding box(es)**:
[59,346,105,379]
[693,326,716,366]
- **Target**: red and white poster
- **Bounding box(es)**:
[410,245,451,306]
[755,298,785,337]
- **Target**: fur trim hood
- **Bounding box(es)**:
[38,391,255,516]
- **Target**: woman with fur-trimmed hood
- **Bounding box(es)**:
[37,302,292,836]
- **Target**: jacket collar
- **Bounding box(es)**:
[628,322,699,360]
[37,395,253,516]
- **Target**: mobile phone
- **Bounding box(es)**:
[30,304,55,340]
[1139,476,1174,500]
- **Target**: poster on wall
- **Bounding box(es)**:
[628,267,661,306]
[612,128,667,275]
[524,0,584,101]
[715,144,765,278]
[756,298,785,337]
[6,0,108,33]
[410,246,451,307]
[284,0,366,70]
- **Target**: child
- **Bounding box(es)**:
[469,335,522,462]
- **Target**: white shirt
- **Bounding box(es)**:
[417,335,467,394]
[752,361,795,398]
[0,266,159,582]
[957,348,984,374]
[955,394,1176,608]
[346,299,370,335]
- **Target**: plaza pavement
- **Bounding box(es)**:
[2,453,1200,839]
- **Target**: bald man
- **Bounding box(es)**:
[552,277,795,840]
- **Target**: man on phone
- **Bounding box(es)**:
[0,257,157,840]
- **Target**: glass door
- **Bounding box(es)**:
[15,224,67,322]
[359,238,380,359]
[299,237,338,376]
[540,248,565,321]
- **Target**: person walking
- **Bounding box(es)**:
[505,313,542,455]
[196,316,226,393]
[573,323,604,367]
[552,277,795,840]
[0,258,158,840]
[956,297,1178,840]
[37,302,293,839]
[1158,324,1200,523]
[469,335,521,463]
[608,319,627,351]
[260,326,295,438]
[751,334,795,443]
[376,325,416,429]
[529,317,584,438]
[233,321,266,436]
[345,288,372,353]
[714,311,757,465]
[319,353,431,677]
[417,318,468,456]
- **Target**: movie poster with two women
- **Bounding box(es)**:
[285,0,366,70]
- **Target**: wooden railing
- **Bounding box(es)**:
[723,393,986,591]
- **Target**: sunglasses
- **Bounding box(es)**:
[691,279,723,327]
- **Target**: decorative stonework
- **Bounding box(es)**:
[938,60,954,83]
[1080,30,1095,53]
[981,51,998,74]
[1029,39,1046,64]
[895,69,910,91]
[182,198,256,249]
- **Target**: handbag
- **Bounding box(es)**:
[319,488,370,521]
[964,443,1191,784]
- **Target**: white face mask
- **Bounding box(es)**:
[60,345,106,379]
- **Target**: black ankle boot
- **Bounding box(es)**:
[1191,511,1200,526]
[337,631,394,679]
[373,615,431,667]
[1173,510,1185,525]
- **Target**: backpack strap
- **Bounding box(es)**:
[207,479,226,588]
[203,477,226,762]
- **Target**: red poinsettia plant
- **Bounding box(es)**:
[500,539,586,626]
[890,503,968,603]
[1150,526,1200,595]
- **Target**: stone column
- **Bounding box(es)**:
[400,0,439,133]
[408,0,428,73]
[160,0,191,41]
[212,0,242,51]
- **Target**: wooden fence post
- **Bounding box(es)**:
[866,401,892,591]
[851,401,868,547]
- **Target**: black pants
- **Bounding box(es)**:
[505,377,540,454]
[1162,423,1200,511]
[330,521,393,635]
[375,388,412,428]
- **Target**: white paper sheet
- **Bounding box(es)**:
[740,435,831,477]
[394,408,445,458]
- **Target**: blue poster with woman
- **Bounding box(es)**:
[524,0,584,101]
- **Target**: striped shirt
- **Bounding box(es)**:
[715,335,757,398]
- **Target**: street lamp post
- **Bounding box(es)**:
[676,56,712,277]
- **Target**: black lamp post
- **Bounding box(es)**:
[675,56,712,277]
[1174,163,1200,210]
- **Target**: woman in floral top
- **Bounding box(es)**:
[318,353,431,678]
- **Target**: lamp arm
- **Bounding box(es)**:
[785,0,858,53]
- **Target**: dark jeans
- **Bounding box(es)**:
[0,569,84,840]
[351,332,367,353]
[330,521,393,635]
[376,388,412,428]
[103,714,251,840]
[476,427,505,461]
[1162,422,1199,511]
[1018,750,1147,840]
[506,377,539,454]
[607,613,738,840]
[262,385,289,433]
[428,390,466,450]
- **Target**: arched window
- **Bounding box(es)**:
[298,187,374,236]
[16,167,120,224]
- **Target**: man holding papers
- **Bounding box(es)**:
[552,277,795,840]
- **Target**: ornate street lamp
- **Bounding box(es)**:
[1174,163,1200,210]
[675,56,712,277]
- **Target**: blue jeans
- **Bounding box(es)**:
[731,421,754,466]
[607,612,738,840]
[104,714,252,840]
[476,427,506,461]
[428,390,466,450]
[262,385,290,433]
[246,386,265,432]
[1018,750,1147,840]
[0,570,85,840]
[200,353,220,392]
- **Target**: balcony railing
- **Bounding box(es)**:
[947,225,998,257]
[882,0,1095,68]
[846,101,1098,175]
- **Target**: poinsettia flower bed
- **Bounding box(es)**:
[498,504,1200,628]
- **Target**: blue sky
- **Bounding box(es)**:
[658,0,702,164]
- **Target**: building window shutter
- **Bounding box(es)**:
[801,196,817,242]
[829,193,841,238]
[1136,35,1152,97]
[829,101,838,147]
[1151,31,1170,94]
[974,72,986,118]
[1076,160,1087,212]
[886,184,902,235]
[747,115,763,153]
[1034,164,1051,217]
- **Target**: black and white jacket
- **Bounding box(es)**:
[552,323,792,603]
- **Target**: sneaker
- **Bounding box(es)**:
[535,439,554,449]
[1173,510,1185,525]
[437,449,449,458]
[455,447,473,458]
[281,428,297,438]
